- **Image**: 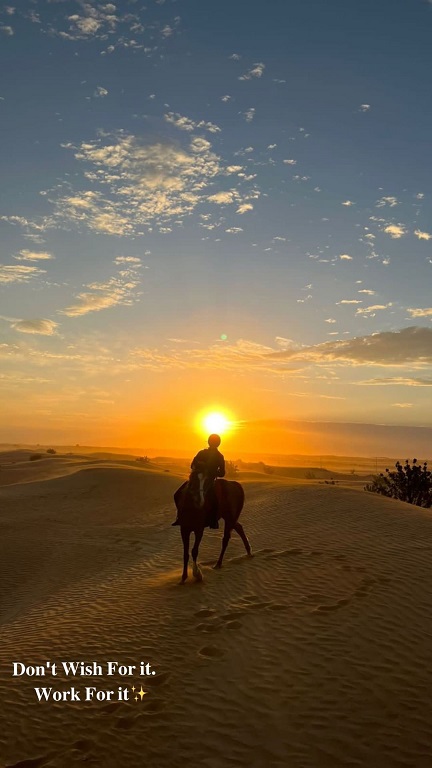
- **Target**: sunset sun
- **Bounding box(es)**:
[201,411,231,437]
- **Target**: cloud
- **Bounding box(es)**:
[359,104,371,112]
[358,289,376,295]
[414,229,432,241]
[207,191,237,205]
[339,254,353,260]
[11,319,59,336]
[358,377,432,387]
[114,256,142,264]
[391,403,413,408]
[94,86,108,98]
[0,265,46,284]
[0,24,14,35]
[221,95,231,102]
[244,108,255,122]
[342,200,355,206]
[165,112,221,134]
[236,203,253,214]
[239,62,265,80]
[51,132,253,234]
[13,249,54,261]
[283,159,296,165]
[269,326,432,366]
[356,303,392,315]
[337,299,362,305]
[383,223,407,238]
[60,262,142,317]
[406,307,432,318]
[376,196,398,207]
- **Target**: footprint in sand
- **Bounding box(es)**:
[196,621,221,633]
[313,598,351,613]
[198,645,224,659]
[194,608,216,618]
[224,620,242,630]
[144,671,170,687]
[115,717,135,730]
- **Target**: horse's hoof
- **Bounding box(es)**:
[247,551,253,558]
[179,577,187,585]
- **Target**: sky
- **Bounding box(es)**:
[1,0,432,456]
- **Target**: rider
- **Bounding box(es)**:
[172,434,225,528]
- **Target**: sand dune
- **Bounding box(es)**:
[1,458,432,767]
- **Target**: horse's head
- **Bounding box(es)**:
[188,471,206,509]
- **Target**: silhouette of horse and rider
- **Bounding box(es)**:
[172,434,251,583]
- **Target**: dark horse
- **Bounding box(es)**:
[173,473,252,583]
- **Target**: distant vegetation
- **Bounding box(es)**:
[29,453,43,461]
[225,461,239,477]
[136,456,150,464]
[46,448,56,455]
[365,459,432,508]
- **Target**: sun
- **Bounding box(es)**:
[199,410,232,438]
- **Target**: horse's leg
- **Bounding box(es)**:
[191,529,204,582]
[233,521,252,557]
[180,527,190,584]
[214,519,232,569]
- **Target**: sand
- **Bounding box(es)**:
[1,454,432,767]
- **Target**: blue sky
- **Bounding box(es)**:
[1,0,432,450]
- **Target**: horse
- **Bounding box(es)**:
[173,473,252,583]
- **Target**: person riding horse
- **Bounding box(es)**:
[172,434,225,529]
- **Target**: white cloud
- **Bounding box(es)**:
[221,95,231,102]
[165,112,221,134]
[283,159,296,165]
[339,254,353,260]
[61,267,141,318]
[13,249,54,262]
[359,104,371,112]
[414,229,432,241]
[114,256,142,264]
[376,196,399,207]
[0,265,46,284]
[337,300,362,305]
[12,319,59,336]
[391,403,413,408]
[94,86,108,98]
[51,132,254,235]
[383,223,407,238]
[225,227,243,234]
[236,203,253,214]
[358,289,376,295]
[356,303,393,315]
[406,307,432,318]
[244,108,255,122]
[342,200,355,206]
[207,191,237,205]
[239,62,265,80]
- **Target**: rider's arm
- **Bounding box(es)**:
[217,456,226,477]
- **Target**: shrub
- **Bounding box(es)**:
[30,453,43,461]
[365,459,432,508]
[47,448,56,455]
[305,470,316,480]
[225,460,239,477]
[136,456,150,464]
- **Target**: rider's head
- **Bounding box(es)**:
[208,433,221,448]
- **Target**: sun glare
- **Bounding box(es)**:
[201,411,231,437]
